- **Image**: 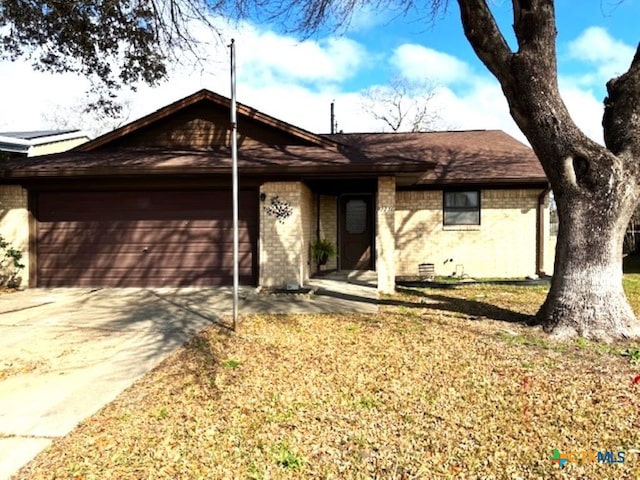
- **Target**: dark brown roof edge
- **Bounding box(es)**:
[400,178,549,189]
[76,89,338,152]
[2,161,438,179]
[425,176,548,184]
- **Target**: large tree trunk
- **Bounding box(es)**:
[457,0,640,340]
[538,186,640,340]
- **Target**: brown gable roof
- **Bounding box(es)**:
[2,130,547,186]
[327,130,547,185]
[76,89,337,152]
[0,85,546,187]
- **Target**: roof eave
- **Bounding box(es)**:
[2,161,437,180]
[407,177,549,189]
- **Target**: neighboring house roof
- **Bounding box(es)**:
[0,89,547,187]
[0,129,80,140]
[0,129,90,156]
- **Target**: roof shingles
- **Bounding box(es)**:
[327,130,546,184]
[2,130,546,185]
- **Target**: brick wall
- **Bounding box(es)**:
[377,177,396,293]
[395,189,546,278]
[0,185,29,287]
[258,182,551,287]
[258,182,312,288]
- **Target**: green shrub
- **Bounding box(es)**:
[0,234,24,288]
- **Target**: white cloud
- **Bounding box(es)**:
[185,18,368,87]
[239,85,382,134]
[236,29,367,85]
[0,60,89,130]
[430,81,526,143]
[567,26,635,85]
[0,19,369,135]
[391,44,474,85]
[341,4,393,32]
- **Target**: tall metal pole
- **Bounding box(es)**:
[230,39,239,331]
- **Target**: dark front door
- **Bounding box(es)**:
[340,195,374,270]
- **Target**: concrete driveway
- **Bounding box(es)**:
[0,282,378,479]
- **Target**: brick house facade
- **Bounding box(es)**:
[0,90,553,292]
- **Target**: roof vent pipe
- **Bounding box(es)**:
[330,101,336,134]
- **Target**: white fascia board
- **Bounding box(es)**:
[28,131,90,146]
[0,135,32,147]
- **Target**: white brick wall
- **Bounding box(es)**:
[395,189,548,279]
[258,182,553,287]
[258,182,312,288]
[377,177,396,293]
[0,185,29,287]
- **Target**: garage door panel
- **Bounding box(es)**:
[36,271,255,287]
[37,223,255,244]
[37,242,255,256]
[38,251,254,269]
[38,266,255,277]
[37,219,249,231]
[38,191,248,222]
[36,189,258,287]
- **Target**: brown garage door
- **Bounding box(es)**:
[35,189,257,287]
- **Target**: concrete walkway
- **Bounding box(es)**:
[0,282,378,479]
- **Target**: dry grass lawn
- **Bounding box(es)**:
[16,281,640,479]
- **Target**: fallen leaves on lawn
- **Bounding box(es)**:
[17,285,640,479]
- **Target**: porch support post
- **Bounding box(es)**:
[376,176,396,293]
[258,181,312,289]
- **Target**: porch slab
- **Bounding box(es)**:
[313,270,378,288]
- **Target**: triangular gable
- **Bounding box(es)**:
[76,89,336,152]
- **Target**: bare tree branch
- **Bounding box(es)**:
[361,77,443,132]
[42,98,133,138]
[512,0,557,57]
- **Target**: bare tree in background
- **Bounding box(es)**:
[361,77,444,132]
[42,100,133,139]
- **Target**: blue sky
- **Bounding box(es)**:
[0,0,638,143]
